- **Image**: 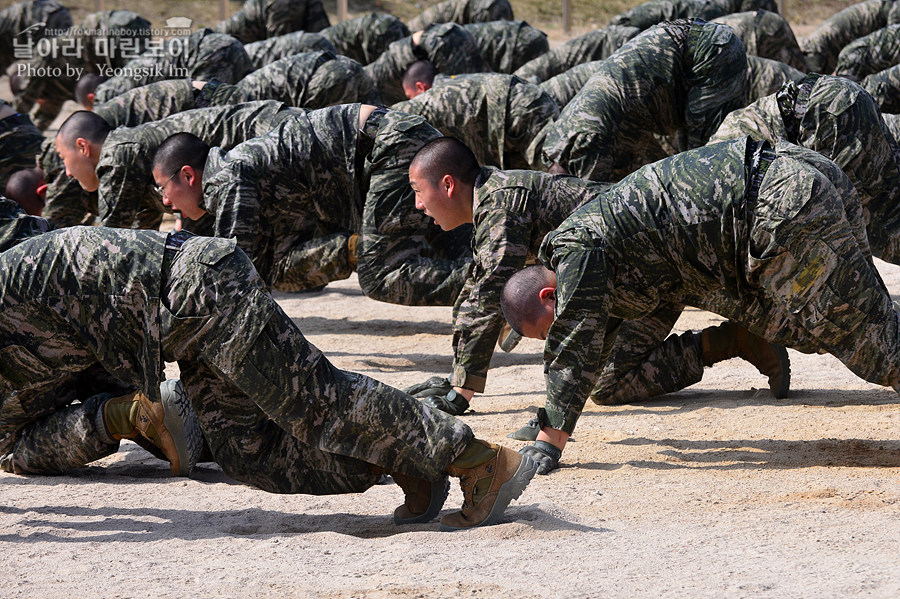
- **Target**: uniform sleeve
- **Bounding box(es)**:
[206,163,264,268]
[97,147,158,229]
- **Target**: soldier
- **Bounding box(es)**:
[216,0,330,43]
[0,195,50,252]
[320,12,410,66]
[863,63,900,113]
[92,29,254,104]
[500,137,900,474]
[609,0,778,30]
[405,137,789,426]
[0,100,43,192]
[151,104,472,306]
[0,225,537,530]
[462,20,548,74]
[538,60,605,110]
[235,51,381,108]
[708,73,900,263]
[393,71,558,170]
[745,55,805,102]
[800,0,900,74]
[834,24,900,82]
[712,9,808,71]
[541,19,749,182]
[408,0,513,31]
[365,23,492,105]
[0,0,71,75]
[5,168,45,216]
[243,30,337,69]
[513,25,640,84]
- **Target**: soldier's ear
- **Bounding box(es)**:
[538,287,556,302]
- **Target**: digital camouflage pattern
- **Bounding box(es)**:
[799,0,900,74]
[708,73,900,264]
[0,227,472,486]
[513,26,640,84]
[0,196,49,252]
[863,63,900,113]
[462,21,548,74]
[712,9,807,71]
[834,24,900,82]
[0,0,71,74]
[538,60,605,109]
[0,103,43,192]
[408,0,513,31]
[320,13,410,66]
[392,73,558,170]
[92,29,254,104]
[609,0,778,30]
[535,137,900,435]
[364,22,492,105]
[541,19,749,181]
[244,31,337,69]
[236,51,381,108]
[215,0,330,43]
[448,167,610,393]
[884,113,900,141]
[745,55,804,102]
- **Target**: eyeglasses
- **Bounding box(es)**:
[154,171,178,196]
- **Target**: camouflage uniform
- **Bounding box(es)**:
[535,137,900,434]
[449,168,610,393]
[541,19,749,182]
[320,13,410,66]
[745,55,804,102]
[708,73,900,264]
[0,227,472,488]
[216,0,330,43]
[0,101,43,192]
[13,10,151,130]
[364,22,492,105]
[538,60,605,109]
[834,24,900,82]
[711,10,807,71]
[0,0,71,74]
[393,73,558,170]
[236,51,382,108]
[800,0,900,74]
[863,63,900,113]
[244,31,337,69]
[92,29,254,104]
[462,21,548,74]
[191,105,472,306]
[884,113,900,141]
[0,196,50,252]
[408,0,514,31]
[513,26,640,84]
[609,0,778,30]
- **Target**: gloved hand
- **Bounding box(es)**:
[519,440,562,475]
[404,377,470,416]
[404,376,452,399]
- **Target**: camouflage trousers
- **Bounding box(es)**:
[163,235,472,494]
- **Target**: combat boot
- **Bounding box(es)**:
[700,322,791,399]
[440,440,538,531]
[391,473,450,524]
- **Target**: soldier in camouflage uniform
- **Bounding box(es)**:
[92,29,254,104]
[708,73,900,263]
[609,0,778,30]
[513,25,640,84]
[235,51,381,108]
[0,1,71,75]
[152,105,472,306]
[408,0,513,31]
[712,9,808,71]
[863,63,900,113]
[320,13,409,66]
[0,195,49,252]
[364,22,492,105]
[538,60,605,109]
[501,137,900,474]
[0,100,43,192]
[461,20,548,74]
[216,0,330,43]
[13,10,150,130]
[745,55,805,102]
[834,24,900,82]
[0,226,537,530]
[541,19,749,182]
[243,30,337,69]
[393,72,558,170]
[800,0,900,74]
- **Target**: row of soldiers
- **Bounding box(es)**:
[2,0,900,528]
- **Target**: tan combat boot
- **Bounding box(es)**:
[700,322,791,399]
[391,473,450,524]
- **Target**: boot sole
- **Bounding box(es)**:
[393,477,450,525]
[770,345,791,400]
[160,379,204,477]
[439,454,538,531]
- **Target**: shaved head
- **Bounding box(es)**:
[410,137,480,187]
[56,111,111,148]
[501,265,556,335]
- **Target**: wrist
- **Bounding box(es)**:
[536,427,569,451]
[452,386,475,401]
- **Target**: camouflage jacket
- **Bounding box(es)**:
[244,31,337,69]
[216,0,330,43]
[834,23,900,82]
[320,13,409,66]
[712,9,808,71]
[863,63,900,113]
[462,20,548,74]
[0,196,50,252]
[610,0,778,30]
[0,0,71,73]
[800,0,900,73]
[0,103,43,191]
[538,60,606,109]
[408,0,513,31]
[513,26,639,84]
[745,55,804,103]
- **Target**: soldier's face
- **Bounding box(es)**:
[519,288,556,341]
[56,135,99,192]
[152,166,204,220]
[410,166,462,230]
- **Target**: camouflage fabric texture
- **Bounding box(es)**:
[745,55,804,102]
[215,0,330,43]
[236,51,381,108]
[244,31,337,69]
[320,13,410,66]
[609,0,778,30]
[392,73,558,170]
[538,60,605,109]
[708,74,900,263]
[863,63,900,113]
[0,196,50,252]
[0,227,472,487]
[92,29,254,104]
[712,9,808,71]
[0,104,43,192]
[407,0,514,31]
[462,20,548,74]
[884,113,900,140]
[799,0,900,74]
[541,19,749,181]
[0,0,71,74]
[535,137,900,435]
[834,23,900,82]
[448,167,610,393]
[513,26,640,84]
[364,22,492,105]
